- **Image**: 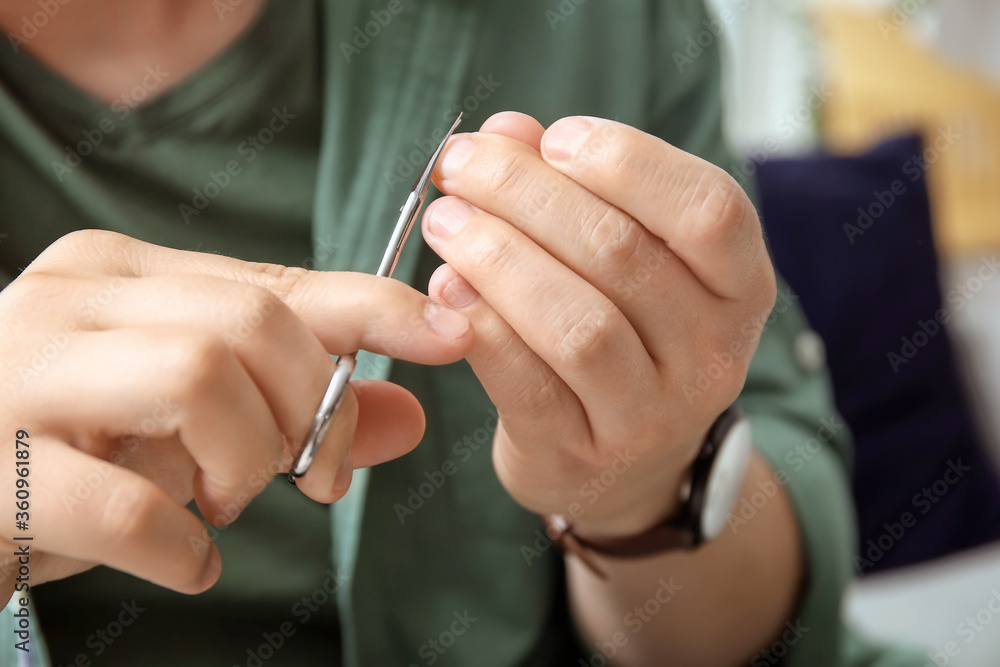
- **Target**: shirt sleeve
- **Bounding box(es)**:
[646,2,924,664]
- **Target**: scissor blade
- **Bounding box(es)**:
[377,113,464,277]
[410,112,464,197]
[292,113,464,482]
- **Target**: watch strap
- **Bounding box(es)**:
[544,513,694,579]
[543,406,744,578]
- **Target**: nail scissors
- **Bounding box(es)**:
[290,113,464,481]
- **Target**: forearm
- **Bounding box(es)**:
[566,450,804,667]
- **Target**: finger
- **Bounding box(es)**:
[27,328,285,524]
[421,197,661,443]
[27,231,474,363]
[430,130,706,356]
[479,111,544,150]
[349,380,426,469]
[28,437,222,595]
[293,382,359,503]
[297,380,427,501]
[82,273,336,450]
[427,263,586,447]
[539,117,771,300]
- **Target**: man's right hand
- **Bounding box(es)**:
[0,229,473,603]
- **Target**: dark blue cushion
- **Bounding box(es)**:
[755,133,1000,573]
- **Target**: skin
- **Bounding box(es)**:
[0,231,474,600]
[0,1,803,664]
[427,113,802,665]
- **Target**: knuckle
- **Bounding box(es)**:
[556,301,619,366]
[242,283,281,313]
[244,262,311,304]
[486,150,531,200]
[229,284,283,344]
[100,481,160,547]
[468,231,518,276]
[505,365,564,417]
[601,129,659,191]
[679,170,749,249]
[31,229,135,273]
[585,206,645,272]
[167,333,233,405]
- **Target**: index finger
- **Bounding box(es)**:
[539,117,770,301]
[25,230,473,363]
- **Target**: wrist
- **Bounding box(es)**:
[565,440,701,542]
[545,407,753,572]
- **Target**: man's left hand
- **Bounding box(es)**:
[422,112,775,538]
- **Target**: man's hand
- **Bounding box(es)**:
[0,230,473,603]
[423,112,776,538]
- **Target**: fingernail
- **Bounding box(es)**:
[441,274,479,309]
[543,117,594,161]
[201,548,222,588]
[428,198,474,238]
[333,452,353,493]
[425,301,471,339]
[437,136,474,180]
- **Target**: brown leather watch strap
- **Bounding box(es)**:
[543,512,696,580]
[543,407,752,581]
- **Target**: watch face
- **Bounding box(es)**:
[700,418,753,540]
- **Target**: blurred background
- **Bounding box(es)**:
[705,0,1000,663]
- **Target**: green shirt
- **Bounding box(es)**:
[0,0,923,665]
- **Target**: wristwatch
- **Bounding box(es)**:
[545,406,752,577]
